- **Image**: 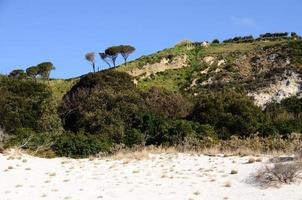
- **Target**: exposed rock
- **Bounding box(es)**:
[201,41,209,48]
[190,78,198,88]
[203,56,215,65]
[133,79,138,85]
[248,71,302,108]
[200,67,210,74]
[127,55,187,79]
[201,77,213,86]
[217,59,226,66]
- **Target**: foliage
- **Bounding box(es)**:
[0,77,52,133]
[8,69,27,79]
[59,71,146,143]
[105,46,120,67]
[52,132,112,158]
[36,62,55,80]
[142,87,192,119]
[190,91,266,139]
[265,97,302,136]
[99,52,111,67]
[289,40,302,64]
[259,32,289,39]
[223,35,254,43]
[119,45,136,65]
[212,39,220,44]
[26,66,39,79]
[4,128,54,151]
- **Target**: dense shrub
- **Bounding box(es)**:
[265,97,302,136]
[133,113,216,146]
[53,132,111,158]
[0,77,52,133]
[59,71,146,143]
[4,128,56,157]
[124,128,144,147]
[142,87,193,119]
[289,40,302,65]
[190,91,266,139]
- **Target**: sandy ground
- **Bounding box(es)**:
[1,151,302,200]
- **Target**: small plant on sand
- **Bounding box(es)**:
[224,181,232,187]
[253,161,302,186]
[247,158,256,164]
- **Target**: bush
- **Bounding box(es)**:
[265,98,302,136]
[190,91,266,139]
[53,132,112,158]
[4,128,54,152]
[253,161,302,187]
[124,128,144,147]
[0,77,52,133]
[59,71,146,143]
[135,113,215,146]
[143,87,192,119]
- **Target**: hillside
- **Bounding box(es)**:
[1,34,302,158]
[46,37,302,108]
[116,38,302,107]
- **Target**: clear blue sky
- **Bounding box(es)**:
[0,0,301,78]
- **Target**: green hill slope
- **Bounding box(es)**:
[1,34,302,157]
[114,38,302,107]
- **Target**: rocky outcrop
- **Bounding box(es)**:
[127,55,187,79]
[248,71,302,108]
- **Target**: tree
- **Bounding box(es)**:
[8,69,26,79]
[99,52,111,68]
[105,46,120,67]
[36,62,55,80]
[119,45,135,65]
[85,52,96,73]
[212,39,220,44]
[26,66,39,80]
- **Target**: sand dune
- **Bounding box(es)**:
[1,151,301,200]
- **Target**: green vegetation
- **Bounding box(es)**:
[0,77,52,133]
[85,45,136,71]
[190,91,267,139]
[1,33,302,157]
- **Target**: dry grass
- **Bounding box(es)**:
[1,133,301,161]
[3,148,24,159]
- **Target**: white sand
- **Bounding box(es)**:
[1,152,301,200]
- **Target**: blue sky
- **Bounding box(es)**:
[0,0,301,78]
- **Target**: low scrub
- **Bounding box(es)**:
[253,161,302,187]
[52,132,112,158]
